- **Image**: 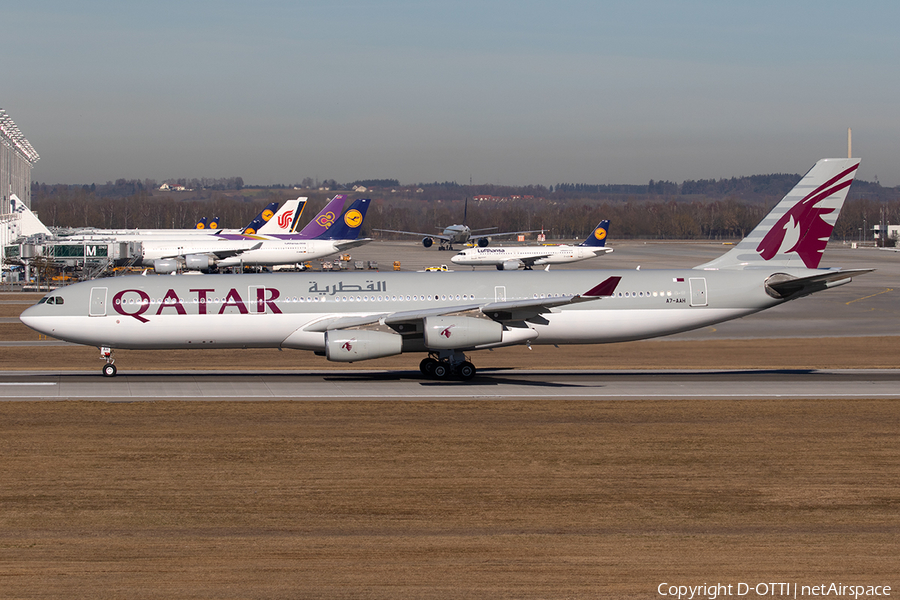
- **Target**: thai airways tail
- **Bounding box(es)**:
[696,158,860,270]
[295,194,347,238]
[579,220,611,248]
[317,198,372,240]
[257,198,306,235]
[241,202,279,235]
[9,195,53,237]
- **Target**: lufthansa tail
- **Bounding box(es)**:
[316,198,371,240]
[579,220,611,248]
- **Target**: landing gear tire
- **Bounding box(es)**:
[456,361,476,380]
[102,363,117,377]
[432,363,450,379]
[420,357,438,377]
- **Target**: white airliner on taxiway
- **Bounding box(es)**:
[451,220,612,270]
[21,158,870,380]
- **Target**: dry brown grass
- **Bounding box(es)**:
[1,400,898,599]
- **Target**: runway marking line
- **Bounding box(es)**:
[846,287,893,305]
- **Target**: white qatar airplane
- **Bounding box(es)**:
[375,197,543,250]
[451,220,613,270]
[21,158,870,380]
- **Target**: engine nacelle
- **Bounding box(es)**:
[496,259,522,271]
[325,329,403,362]
[477,237,490,247]
[153,259,180,274]
[423,316,503,349]
[184,254,214,271]
[422,237,434,248]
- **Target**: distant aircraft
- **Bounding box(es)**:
[8,195,53,238]
[451,220,613,270]
[375,197,543,250]
[20,158,870,380]
[253,198,306,235]
[294,194,347,237]
[211,198,374,269]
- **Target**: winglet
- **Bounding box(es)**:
[583,276,621,297]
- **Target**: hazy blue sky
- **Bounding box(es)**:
[5,0,899,186]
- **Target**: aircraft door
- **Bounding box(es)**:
[494,286,506,302]
[89,287,108,316]
[689,278,708,307]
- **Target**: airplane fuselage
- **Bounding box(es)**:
[451,244,610,268]
[20,268,790,353]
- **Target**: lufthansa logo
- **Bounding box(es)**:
[594,228,607,241]
[344,209,363,227]
[262,209,275,222]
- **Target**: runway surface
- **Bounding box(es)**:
[2,368,899,400]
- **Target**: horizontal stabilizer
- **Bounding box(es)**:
[765,269,874,299]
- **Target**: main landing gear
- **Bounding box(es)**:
[100,346,117,377]
[419,351,477,381]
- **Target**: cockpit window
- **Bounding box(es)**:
[37,297,48,304]
[54,297,64,305]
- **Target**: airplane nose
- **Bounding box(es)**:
[19,305,42,332]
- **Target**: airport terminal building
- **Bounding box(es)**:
[1,109,40,250]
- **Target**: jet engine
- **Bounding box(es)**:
[477,238,489,247]
[496,260,521,271]
[422,237,434,248]
[423,316,503,349]
[184,254,214,271]
[325,329,403,362]
[152,259,180,274]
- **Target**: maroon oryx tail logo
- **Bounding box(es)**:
[440,326,453,339]
[756,163,858,269]
[342,341,353,352]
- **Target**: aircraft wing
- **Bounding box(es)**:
[333,238,374,251]
[158,242,263,261]
[303,276,621,333]
[518,254,554,268]
[374,229,453,242]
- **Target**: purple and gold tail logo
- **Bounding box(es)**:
[756,163,858,269]
[315,211,337,228]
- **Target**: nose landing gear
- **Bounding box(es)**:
[100,347,117,377]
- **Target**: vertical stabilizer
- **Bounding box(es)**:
[579,220,610,248]
[696,158,860,270]
[242,202,279,235]
[9,195,53,237]
[296,195,347,238]
[257,198,306,234]
[317,198,371,240]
